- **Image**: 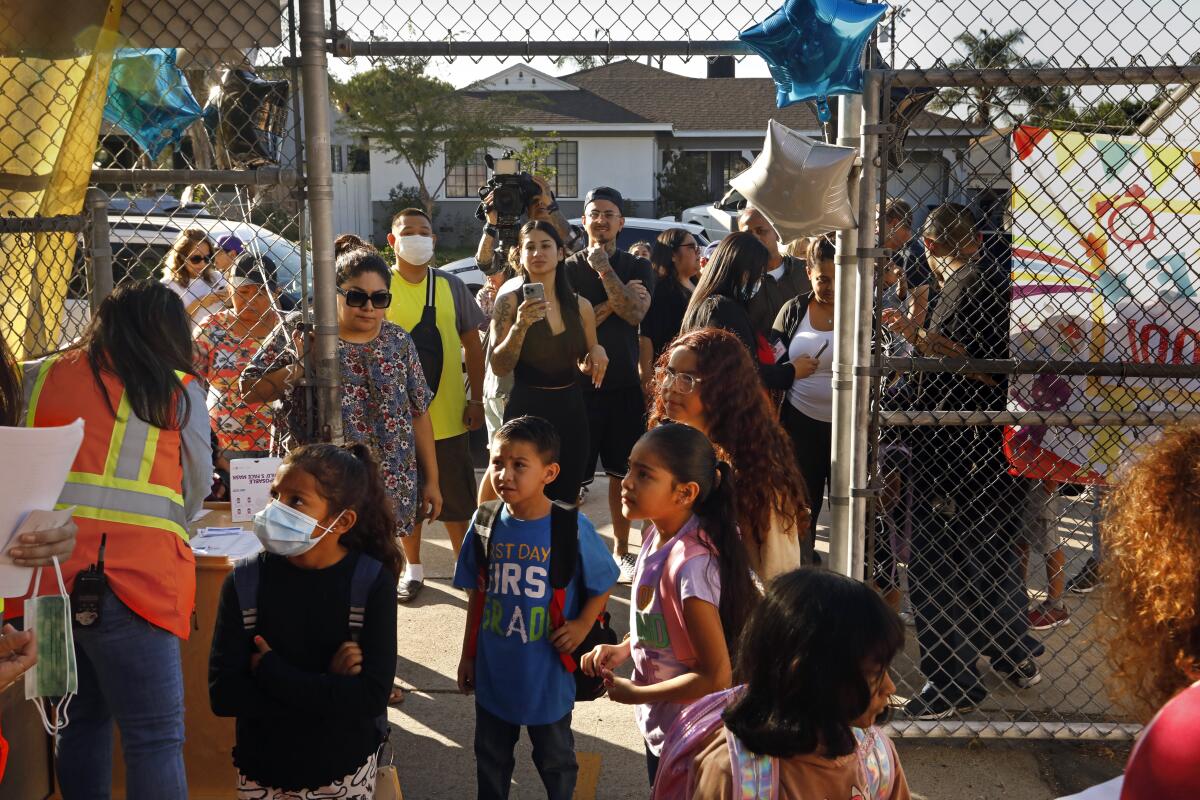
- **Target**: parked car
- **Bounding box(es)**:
[60,204,305,346]
[440,217,712,294]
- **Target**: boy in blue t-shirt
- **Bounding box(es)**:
[454,416,619,800]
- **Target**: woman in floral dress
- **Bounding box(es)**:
[242,248,441,537]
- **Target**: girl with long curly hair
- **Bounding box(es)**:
[1101,424,1200,797]
[162,228,228,324]
[649,327,809,578]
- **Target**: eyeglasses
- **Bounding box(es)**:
[657,366,703,394]
[677,242,700,251]
[338,288,393,309]
[187,254,210,265]
[586,211,620,221]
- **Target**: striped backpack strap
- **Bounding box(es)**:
[349,554,384,642]
[854,726,897,800]
[232,555,264,632]
[725,730,779,800]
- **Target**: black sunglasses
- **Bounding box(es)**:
[187,253,210,264]
[338,288,392,309]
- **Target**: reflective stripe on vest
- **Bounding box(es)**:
[27,356,191,543]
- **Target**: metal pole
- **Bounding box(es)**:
[880,409,1200,427]
[829,92,863,577]
[89,168,300,186]
[848,71,883,582]
[890,65,1200,88]
[298,0,343,443]
[85,189,114,312]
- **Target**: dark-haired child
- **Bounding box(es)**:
[209,444,403,798]
[454,416,619,800]
[653,569,911,800]
[581,423,759,786]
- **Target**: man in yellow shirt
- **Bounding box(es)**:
[387,208,486,602]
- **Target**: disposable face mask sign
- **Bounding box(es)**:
[24,556,78,735]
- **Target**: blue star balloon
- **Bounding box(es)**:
[103,49,203,160]
[739,0,887,121]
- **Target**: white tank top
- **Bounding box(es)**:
[786,311,835,423]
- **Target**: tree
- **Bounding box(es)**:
[656,150,709,219]
[513,134,560,183]
[332,61,520,213]
[934,26,1036,126]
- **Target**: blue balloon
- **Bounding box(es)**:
[739,0,888,120]
[103,49,203,160]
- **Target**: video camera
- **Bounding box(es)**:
[476,150,541,275]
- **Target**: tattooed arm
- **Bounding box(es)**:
[489,291,545,377]
[587,246,651,325]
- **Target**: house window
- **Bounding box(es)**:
[539,141,578,198]
[330,145,344,173]
[445,148,489,198]
[720,152,750,187]
[347,146,369,173]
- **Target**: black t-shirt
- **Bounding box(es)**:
[564,248,655,390]
[640,279,693,358]
[209,550,397,790]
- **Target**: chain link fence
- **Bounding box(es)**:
[864,61,1200,738]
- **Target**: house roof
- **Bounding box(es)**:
[460,60,969,134]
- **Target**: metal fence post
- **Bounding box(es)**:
[84,188,113,312]
[298,0,343,443]
[848,71,884,581]
[829,91,863,577]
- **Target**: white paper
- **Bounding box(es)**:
[1055,777,1123,800]
[230,457,282,522]
[190,526,262,560]
[0,420,85,597]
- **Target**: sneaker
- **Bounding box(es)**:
[903,682,984,720]
[1028,603,1071,631]
[993,657,1043,688]
[616,553,638,584]
[396,578,424,604]
[1067,558,1101,594]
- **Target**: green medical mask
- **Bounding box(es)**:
[24,556,77,735]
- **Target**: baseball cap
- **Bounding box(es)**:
[702,242,720,260]
[228,252,278,289]
[584,186,624,210]
[217,235,244,255]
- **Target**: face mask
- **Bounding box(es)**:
[253,500,346,557]
[24,556,78,736]
[395,235,434,265]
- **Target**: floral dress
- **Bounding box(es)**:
[193,310,277,456]
[246,318,431,535]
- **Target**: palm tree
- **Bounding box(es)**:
[935,26,1035,126]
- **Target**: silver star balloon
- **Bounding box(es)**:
[730,119,858,241]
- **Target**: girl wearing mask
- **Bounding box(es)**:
[209,444,401,798]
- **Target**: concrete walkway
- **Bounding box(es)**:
[386,477,1128,799]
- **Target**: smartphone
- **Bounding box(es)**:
[814,340,830,360]
[522,282,546,304]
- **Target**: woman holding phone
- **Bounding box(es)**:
[772,235,837,563]
[487,220,608,503]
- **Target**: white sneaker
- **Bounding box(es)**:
[616,553,638,583]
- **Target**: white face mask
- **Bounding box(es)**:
[253,500,346,557]
[395,235,434,265]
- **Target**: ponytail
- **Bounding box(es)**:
[284,443,405,578]
[695,459,759,654]
[637,425,759,655]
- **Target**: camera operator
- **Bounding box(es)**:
[474,174,585,274]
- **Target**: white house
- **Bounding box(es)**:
[368,60,986,245]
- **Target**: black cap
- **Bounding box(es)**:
[584,186,624,209]
[229,252,278,289]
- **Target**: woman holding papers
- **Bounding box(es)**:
[15,281,211,797]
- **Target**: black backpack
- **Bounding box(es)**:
[468,500,618,701]
[408,268,444,397]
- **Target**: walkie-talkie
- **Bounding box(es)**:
[72,533,108,626]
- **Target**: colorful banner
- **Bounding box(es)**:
[1007,126,1200,484]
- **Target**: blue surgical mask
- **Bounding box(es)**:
[253,500,345,557]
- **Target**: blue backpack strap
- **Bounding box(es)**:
[853,726,896,800]
[349,554,384,642]
[232,555,264,633]
[726,730,779,800]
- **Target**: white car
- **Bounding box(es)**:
[61,202,306,346]
[439,217,712,293]
[680,203,738,242]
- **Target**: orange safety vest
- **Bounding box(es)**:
[17,350,197,639]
